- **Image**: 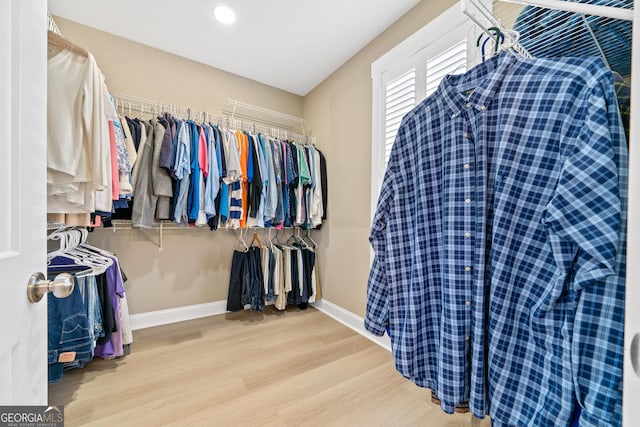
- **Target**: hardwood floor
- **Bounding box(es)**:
[48,307,491,426]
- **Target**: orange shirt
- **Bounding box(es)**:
[237,131,249,227]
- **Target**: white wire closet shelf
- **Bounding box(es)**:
[222,99,307,136]
[109,92,315,144]
[47,12,61,34]
[494,0,633,75]
[226,99,305,125]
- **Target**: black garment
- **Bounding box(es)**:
[228,247,266,312]
[295,246,309,304]
[125,117,141,150]
[295,247,315,310]
[247,133,263,219]
[111,199,133,220]
[287,249,302,306]
[315,148,328,230]
[318,149,327,221]
[227,250,246,312]
[302,248,315,300]
[267,249,276,303]
[95,272,116,345]
[248,247,265,312]
[133,118,145,150]
[286,142,299,226]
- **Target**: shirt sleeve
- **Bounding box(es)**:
[365,165,395,336]
[542,84,620,291]
[542,76,627,427]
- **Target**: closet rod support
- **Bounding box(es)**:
[500,0,633,21]
[159,221,164,252]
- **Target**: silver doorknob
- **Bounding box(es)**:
[27,272,74,303]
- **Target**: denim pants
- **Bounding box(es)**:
[48,275,94,383]
[79,275,104,346]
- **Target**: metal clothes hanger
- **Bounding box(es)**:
[271,228,282,247]
[235,228,249,252]
[303,229,318,249]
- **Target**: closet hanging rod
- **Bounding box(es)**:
[499,0,633,21]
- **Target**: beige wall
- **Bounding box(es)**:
[54,1,457,317]
[304,0,456,316]
[55,17,303,314]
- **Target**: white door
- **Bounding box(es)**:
[0,0,48,405]
[623,4,640,425]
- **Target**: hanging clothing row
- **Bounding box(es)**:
[366,50,627,426]
[227,229,321,313]
[105,114,328,231]
[45,38,328,232]
[47,228,133,383]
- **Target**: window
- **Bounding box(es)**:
[426,40,467,98]
[384,69,416,164]
[371,4,478,218]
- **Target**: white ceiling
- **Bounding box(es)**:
[48,0,422,96]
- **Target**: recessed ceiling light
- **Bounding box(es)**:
[214,6,235,24]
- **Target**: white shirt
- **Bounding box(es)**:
[47,51,112,213]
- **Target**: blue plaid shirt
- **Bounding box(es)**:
[366,53,627,426]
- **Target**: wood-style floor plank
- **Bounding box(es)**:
[49,307,491,426]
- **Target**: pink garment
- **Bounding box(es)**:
[198,126,208,178]
[108,120,119,200]
[90,215,102,227]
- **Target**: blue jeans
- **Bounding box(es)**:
[48,275,94,383]
[80,275,104,346]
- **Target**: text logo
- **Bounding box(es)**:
[0,406,64,427]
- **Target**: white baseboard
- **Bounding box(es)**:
[129,299,392,354]
[130,300,228,330]
[312,299,391,352]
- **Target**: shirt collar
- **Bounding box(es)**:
[437,52,519,117]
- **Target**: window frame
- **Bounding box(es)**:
[370,3,478,221]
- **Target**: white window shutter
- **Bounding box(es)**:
[426,40,467,97]
[384,69,416,164]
